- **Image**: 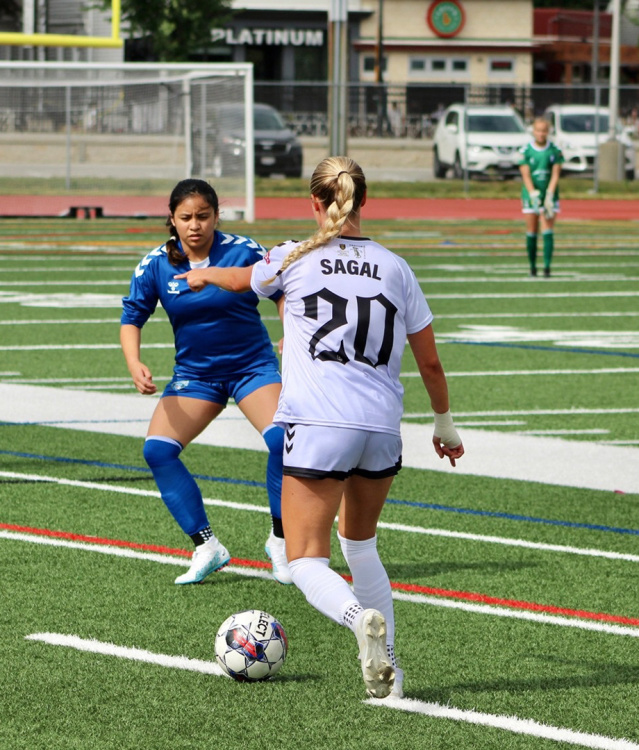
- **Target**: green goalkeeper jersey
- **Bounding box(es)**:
[518,141,564,199]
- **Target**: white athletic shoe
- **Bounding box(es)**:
[355,609,395,698]
[174,536,230,585]
[265,533,293,585]
[391,667,404,698]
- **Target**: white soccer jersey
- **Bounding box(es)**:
[251,235,433,436]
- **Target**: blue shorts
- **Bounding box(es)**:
[162,365,281,406]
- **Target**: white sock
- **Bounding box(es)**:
[338,532,395,646]
[288,556,360,627]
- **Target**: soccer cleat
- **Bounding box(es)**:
[544,267,551,278]
[265,533,293,585]
[174,536,230,584]
[530,268,537,277]
[355,609,395,698]
[391,667,404,698]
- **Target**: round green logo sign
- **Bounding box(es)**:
[427,0,465,38]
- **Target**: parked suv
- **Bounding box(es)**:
[432,104,529,179]
[543,104,635,180]
[194,103,303,179]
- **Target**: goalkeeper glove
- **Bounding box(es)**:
[529,189,541,212]
[543,192,555,219]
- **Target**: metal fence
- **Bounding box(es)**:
[2,74,638,140]
[254,82,639,139]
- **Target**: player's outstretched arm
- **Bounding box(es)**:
[174,265,253,293]
[120,324,157,395]
[407,325,464,466]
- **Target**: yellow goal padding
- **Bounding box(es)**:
[0,0,121,47]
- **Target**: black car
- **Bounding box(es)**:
[196,103,303,179]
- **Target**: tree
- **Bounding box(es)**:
[102,0,233,62]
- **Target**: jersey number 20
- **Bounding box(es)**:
[302,288,397,368]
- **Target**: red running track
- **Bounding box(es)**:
[0,194,637,221]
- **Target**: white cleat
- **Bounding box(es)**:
[355,609,395,698]
[174,537,230,585]
[265,533,293,585]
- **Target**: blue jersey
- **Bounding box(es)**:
[121,231,281,380]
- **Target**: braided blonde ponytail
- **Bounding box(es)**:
[263,156,366,284]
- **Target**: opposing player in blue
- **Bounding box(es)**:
[120,179,290,585]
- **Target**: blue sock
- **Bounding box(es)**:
[262,424,284,534]
[143,436,209,537]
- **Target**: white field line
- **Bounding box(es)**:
[1,280,638,298]
[0,343,172,351]
[2,471,638,565]
[0,530,271,582]
[367,695,639,750]
[5,531,638,640]
[404,407,639,417]
[415,276,639,284]
[426,292,639,300]
[24,632,639,749]
[402,250,639,258]
[25,633,226,677]
[0,470,269,514]
[4,312,639,325]
[0,267,135,273]
[403,368,639,378]
[408,263,639,270]
[435,312,639,319]
[0,280,129,286]
[3,368,639,385]
[0,318,165,325]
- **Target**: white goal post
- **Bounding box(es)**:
[0,62,255,221]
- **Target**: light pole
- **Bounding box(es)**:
[597,0,624,180]
[328,0,348,156]
[374,0,386,136]
[608,0,621,138]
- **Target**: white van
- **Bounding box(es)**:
[432,104,530,179]
[543,104,635,180]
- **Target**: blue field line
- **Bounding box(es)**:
[0,449,263,488]
[450,341,639,358]
[2,448,639,538]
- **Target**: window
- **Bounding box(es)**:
[363,55,387,75]
[408,56,469,78]
[489,58,514,75]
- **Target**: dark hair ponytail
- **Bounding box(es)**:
[165,179,220,266]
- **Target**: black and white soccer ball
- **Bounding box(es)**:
[215,609,288,682]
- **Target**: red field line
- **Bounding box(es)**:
[4,522,638,626]
[0,195,637,221]
[0,522,271,570]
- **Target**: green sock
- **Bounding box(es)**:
[526,233,538,272]
[543,231,554,270]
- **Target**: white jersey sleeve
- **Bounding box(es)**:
[250,241,293,299]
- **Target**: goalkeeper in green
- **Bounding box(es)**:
[518,118,564,277]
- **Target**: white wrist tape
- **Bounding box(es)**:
[433,410,461,448]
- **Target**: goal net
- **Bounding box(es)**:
[0,62,255,220]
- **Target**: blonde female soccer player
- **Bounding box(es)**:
[518,117,564,277]
[175,157,464,699]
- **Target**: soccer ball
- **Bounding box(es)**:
[215,609,288,682]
